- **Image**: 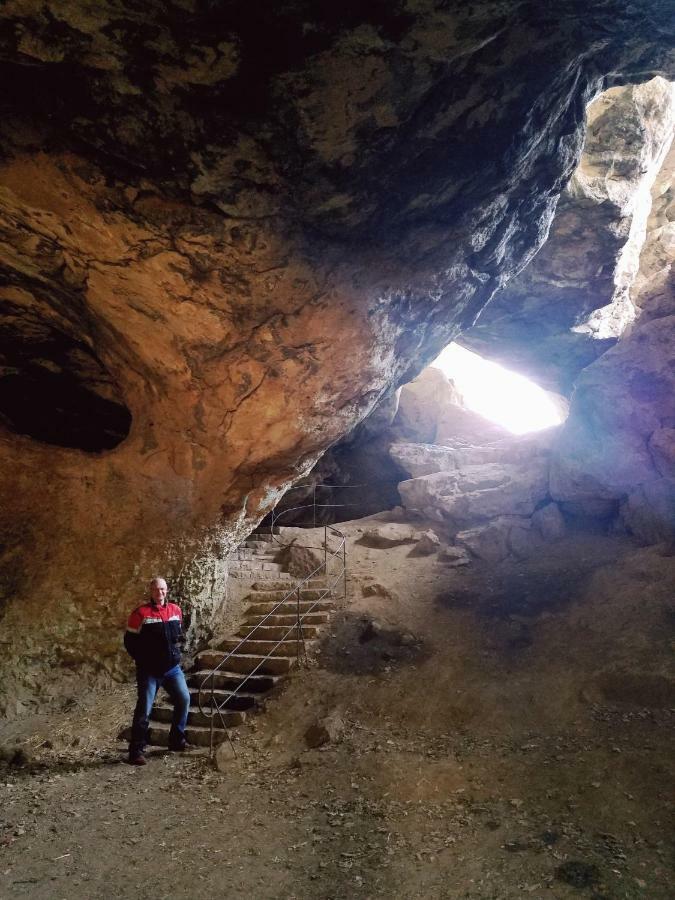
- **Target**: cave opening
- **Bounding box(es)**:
[0,320,132,453]
[432,342,567,435]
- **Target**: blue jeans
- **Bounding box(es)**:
[129,665,190,755]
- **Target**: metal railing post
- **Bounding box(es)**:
[296,586,302,664]
[200,489,354,758]
[209,681,214,757]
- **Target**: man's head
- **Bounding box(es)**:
[149,577,168,606]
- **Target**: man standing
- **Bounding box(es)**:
[124,577,190,765]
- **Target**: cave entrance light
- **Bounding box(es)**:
[431,343,565,435]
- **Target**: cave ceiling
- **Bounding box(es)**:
[0,0,674,709]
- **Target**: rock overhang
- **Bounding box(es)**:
[0,0,674,709]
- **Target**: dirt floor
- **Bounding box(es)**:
[1,518,673,899]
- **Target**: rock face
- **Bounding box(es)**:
[0,2,674,709]
[632,141,675,321]
[551,315,675,541]
[462,78,675,394]
[391,394,559,564]
[394,367,509,445]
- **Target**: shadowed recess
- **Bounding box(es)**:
[0,321,131,452]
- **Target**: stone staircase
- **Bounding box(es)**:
[227,527,292,580]
[146,528,338,748]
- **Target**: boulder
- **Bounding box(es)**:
[279,542,325,579]
[304,713,345,749]
[438,546,472,567]
[456,520,512,564]
[531,503,567,541]
[620,479,675,545]
[399,462,549,530]
[408,530,441,557]
[390,429,554,479]
[389,442,460,478]
[457,517,539,563]
[362,583,397,600]
[393,368,462,443]
[357,523,420,549]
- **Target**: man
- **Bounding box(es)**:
[124,577,190,765]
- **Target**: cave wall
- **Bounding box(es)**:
[461,77,675,394]
[0,1,674,711]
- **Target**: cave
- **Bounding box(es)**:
[0,2,674,897]
[0,319,132,451]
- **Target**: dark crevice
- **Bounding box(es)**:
[0,314,131,453]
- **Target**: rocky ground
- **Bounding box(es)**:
[1,518,673,899]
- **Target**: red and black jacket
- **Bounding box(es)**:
[124,601,183,676]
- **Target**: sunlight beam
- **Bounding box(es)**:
[431,343,565,435]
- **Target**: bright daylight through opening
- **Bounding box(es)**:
[432,343,566,435]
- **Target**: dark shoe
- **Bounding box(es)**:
[128,753,147,766]
[167,741,188,752]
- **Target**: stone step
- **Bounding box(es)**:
[230,558,283,569]
[241,540,277,550]
[248,588,330,602]
[248,532,276,542]
[188,687,259,711]
[218,637,308,657]
[246,600,333,617]
[251,579,326,591]
[188,669,280,693]
[229,570,293,582]
[232,549,255,560]
[239,623,321,640]
[143,723,229,748]
[151,703,245,729]
[243,612,331,627]
[197,650,294,675]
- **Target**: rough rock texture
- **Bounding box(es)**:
[462,78,675,394]
[551,315,675,541]
[632,140,675,320]
[393,368,463,443]
[0,1,674,708]
[399,460,550,530]
[549,81,675,543]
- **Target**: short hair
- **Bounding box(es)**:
[150,577,167,588]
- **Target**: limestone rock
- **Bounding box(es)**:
[389,442,460,479]
[408,530,441,557]
[393,368,463,443]
[304,713,345,749]
[362,583,396,600]
[649,428,675,478]
[399,462,549,531]
[390,428,555,479]
[357,523,419,549]
[456,516,540,564]
[462,78,675,394]
[620,479,675,544]
[0,1,673,707]
[531,503,567,541]
[551,314,675,539]
[456,519,515,564]
[438,546,472,567]
[279,542,325,579]
[633,141,675,321]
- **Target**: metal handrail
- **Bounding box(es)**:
[198,496,347,756]
[269,481,399,532]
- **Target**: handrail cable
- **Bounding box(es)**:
[198,490,349,757]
